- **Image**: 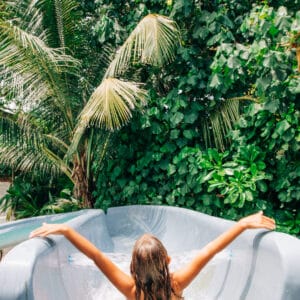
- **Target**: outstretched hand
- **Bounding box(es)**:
[29,223,68,239]
[238,211,275,231]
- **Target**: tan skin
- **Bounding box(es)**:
[29,211,275,300]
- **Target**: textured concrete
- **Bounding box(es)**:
[0,181,13,258]
[0,181,10,224]
[0,181,10,197]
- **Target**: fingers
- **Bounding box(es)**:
[263,216,276,230]
[240,211,276,230]
[29,223,52,238]
[258,213,276,230]
[29,228,45,238]
[29,223,67,239]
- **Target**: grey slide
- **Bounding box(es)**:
[0,205,299,299]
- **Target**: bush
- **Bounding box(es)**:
[0,176,79,220]
[93,2,299,236]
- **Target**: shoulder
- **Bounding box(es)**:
[126,286,137,300]
[171,273,183,299]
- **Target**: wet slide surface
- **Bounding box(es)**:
[0,205,299,299]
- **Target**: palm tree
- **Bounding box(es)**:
[0,0,181,207]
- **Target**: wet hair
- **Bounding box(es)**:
[130,234,176,300]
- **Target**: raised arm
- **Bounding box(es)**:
[29,224,135,298]
[173,211,275,291]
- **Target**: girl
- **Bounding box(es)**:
[29,211,275,300]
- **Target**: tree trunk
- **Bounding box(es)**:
[72,158,92,208]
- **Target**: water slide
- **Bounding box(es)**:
[0,205,299,299]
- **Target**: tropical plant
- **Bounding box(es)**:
[93,1,299,235]
[0,0,181,207]
[0,176,79,219]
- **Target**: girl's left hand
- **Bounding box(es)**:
[29,223,68,238]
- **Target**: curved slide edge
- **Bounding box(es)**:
[0,205,299,300]
[0,209,112,300]
[106,205,300,300]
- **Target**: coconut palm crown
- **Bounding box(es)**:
[0,0,181,207]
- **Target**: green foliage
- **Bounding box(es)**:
[94,142,271,220]
[93,1,299,236]
[0,176,79,219]
[1,0,299,236]
[230,103,300,235]
[0,164,12,179]
[197,146,270,209]
[94,146,200,212]
[0,0,180,209]
[40,188,82,215]
[207,4,300,234]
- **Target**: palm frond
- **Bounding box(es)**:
[0,2,9,20]
[0,143,61,177]
[66,79,147,157]
[45,134,69,152]
[29,97,72,141]
[80,78,147,130]
[0,108,17,123]
[104,14,181,78]
[201,99,240,151]
[202,96,260,151]
[25,3,45,37]
[41,145,73,180]
[0,107,72,178]
[228,96,260,103]
[0,108,23,144]
[53,0,78,48]
[0,103,68,147]
[0,20,79,107]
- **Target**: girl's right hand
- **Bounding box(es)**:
[29,223,69,238]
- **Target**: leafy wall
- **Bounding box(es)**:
[92,1,300,235]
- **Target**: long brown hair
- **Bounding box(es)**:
[130,234,175,300]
